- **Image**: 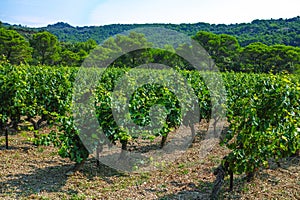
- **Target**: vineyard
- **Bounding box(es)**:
[0,62,299,199]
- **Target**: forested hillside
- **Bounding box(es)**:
[1,23,299,73]
[2,16,300,46]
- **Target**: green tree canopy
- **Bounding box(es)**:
[240,43,300,73]
[30,31,60,65]
[192,31,240,71]
[240,42,270,72]
[59,39,97,66]
[86,32,152,68]
[0,27,32,64]
[267,45,300,73]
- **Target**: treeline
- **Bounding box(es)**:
[193,31,300,73]
[4,16,300,47]
[0,26,97,66]
[0,25,299,73]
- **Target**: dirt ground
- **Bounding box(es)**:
[0,123,299,200]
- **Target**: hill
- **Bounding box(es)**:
[2,16,300,46]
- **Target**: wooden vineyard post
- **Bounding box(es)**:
[229,171,233,191]
[5,127,8,149]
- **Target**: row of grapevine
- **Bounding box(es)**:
[73,66,211,168]
[218,72,300,184]
[210,72,300,198]
[0,63,76,131]
[1,63,299,181]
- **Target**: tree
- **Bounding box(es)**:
[192,31,240,71]
[113,32,151,67]
[86,32,152,68]
[60,49,81,66]
[0,28,32,64]
[240,43,300,73]
[59,39,97,67]
[218,34,240,71]
[266,45,300,73]
[75,39,97,53]
[240,42,270,72]
[30,31,60,65]
[193,31,220,56]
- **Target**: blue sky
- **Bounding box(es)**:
[0,0,299,27]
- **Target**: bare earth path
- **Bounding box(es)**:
[0,124,299,200]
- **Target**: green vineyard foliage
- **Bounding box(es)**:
[222,72,300,175]
[0,62,299,178]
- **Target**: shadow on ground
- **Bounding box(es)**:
[0,157,124,199]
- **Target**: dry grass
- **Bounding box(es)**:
[0,125,299,200]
